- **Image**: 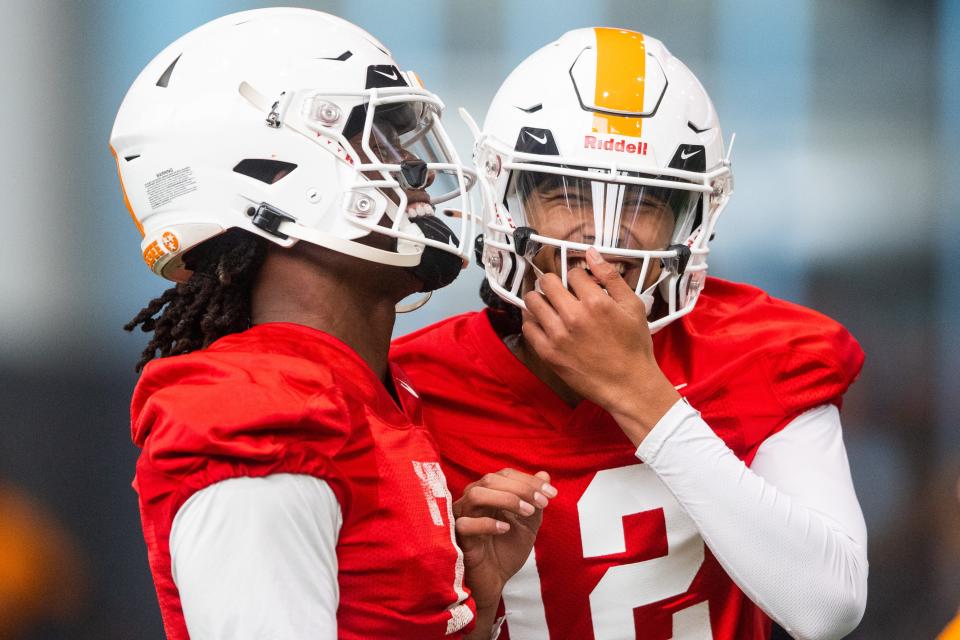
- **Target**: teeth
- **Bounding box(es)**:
[406,202,434,218]
[569,257,626,275]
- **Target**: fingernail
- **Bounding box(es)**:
[541,483,558,498]
[496,521,510,533]
[587,247,602,261]
[533,491,548,508]
[519,500,535,516]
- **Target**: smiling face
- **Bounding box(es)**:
[512,170,695,291]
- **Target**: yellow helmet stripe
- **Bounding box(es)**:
[591,27,646,137]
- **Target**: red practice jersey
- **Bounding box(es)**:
[131,322,475,639]
[391,278,864,640]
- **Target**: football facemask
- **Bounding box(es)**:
[471,27,734,332]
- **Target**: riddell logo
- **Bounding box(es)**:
[584,135,648,155]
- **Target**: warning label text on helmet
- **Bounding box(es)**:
[146,167,197,210]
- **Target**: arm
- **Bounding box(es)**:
[169,473,342,640]
[637,401,867,640]
[522,250,866,639]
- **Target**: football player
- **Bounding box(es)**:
[112,9,554,639]
[392,28,868,639]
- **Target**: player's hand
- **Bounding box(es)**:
[521,248,680,443]
[454,468,555,623]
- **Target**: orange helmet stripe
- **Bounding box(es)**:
[109,144,145,237]
[591,28,646,137]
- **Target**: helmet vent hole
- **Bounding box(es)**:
[124,154,140,162]
[317,50,353,62]
[516,103,543,113]
[156,54,182,88]
[233,159,298,184]
[688,121,711,134]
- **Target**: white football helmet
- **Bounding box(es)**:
[110,8,475,289]
[469,27,733,331]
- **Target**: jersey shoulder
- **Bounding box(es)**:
[662,278,865,445]
[391,310,492,386]
[689,278,854,343]
[392,310,482,362]
[131,326,356,492]
[391,310,518,425]
[682,277,863,372]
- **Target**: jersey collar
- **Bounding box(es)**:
[227,322,421,427]
[465,310,607,433]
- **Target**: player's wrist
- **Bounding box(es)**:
[606,376,681,447]
[471,587,504,615]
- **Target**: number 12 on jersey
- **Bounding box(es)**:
[502,464,713,639]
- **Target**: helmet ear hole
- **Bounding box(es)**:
[232,159,298,184]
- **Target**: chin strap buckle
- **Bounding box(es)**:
[250,203,295,240]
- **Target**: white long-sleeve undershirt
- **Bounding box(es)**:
[636,401,868,640]
[169,403,866,640]
[170,473,342,640]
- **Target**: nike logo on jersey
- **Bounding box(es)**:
[374,68,399,81]
[680,149,701,160]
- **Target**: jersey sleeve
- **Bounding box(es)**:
[711,307,865,457]
[637,401,867,639]
[132,354,355,515]
[170,474,342,640]
[130,353,357,635]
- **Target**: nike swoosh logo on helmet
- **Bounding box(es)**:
[525,131,548,145]
[374,68,399,81]
[680,149,701,160]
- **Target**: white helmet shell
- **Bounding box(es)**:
[111,8,475,282]
[473,27,733,332]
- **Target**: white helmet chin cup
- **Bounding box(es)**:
[474,27,734,332]
[110,8,475,284]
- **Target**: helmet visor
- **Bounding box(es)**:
[345,101,461,203]
[507,168,700,252]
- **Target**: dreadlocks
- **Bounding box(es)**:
[124,229,268,372]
